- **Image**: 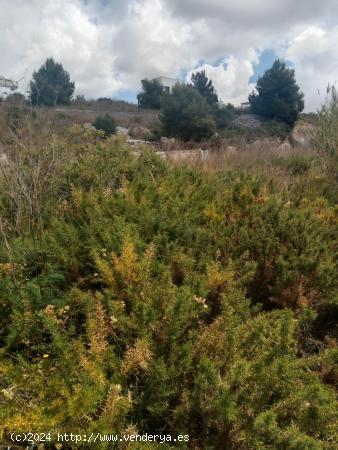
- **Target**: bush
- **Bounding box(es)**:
[249,60,304,126]
[160,84,216,141]
[93,114,116,136]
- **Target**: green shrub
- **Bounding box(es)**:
[93,114,117,136]
[160,84,216,141]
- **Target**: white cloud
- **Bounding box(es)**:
[0,0,337,108]
[284,26,338,111]
[112,0,196,87]
[0,0,121,97]
[187,54,258,106]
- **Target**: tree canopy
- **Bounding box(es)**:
[160,84,216,141]
[191,70,219,105]
[137,78,165,109]
[29,58,75,106]
[249,60,304,126]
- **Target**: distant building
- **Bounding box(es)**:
[0,76,18,91]
[154,76,180,92]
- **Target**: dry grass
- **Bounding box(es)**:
[164,137,320,196]
[0,98,160,136]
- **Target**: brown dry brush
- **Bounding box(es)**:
[0,108,69,236]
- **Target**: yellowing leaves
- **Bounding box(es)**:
[0,263,14,277]
[87,295,109,357]
[94,256,115,287]
[112,238,140,285]
[256,185,269,204]
[79,355,106,389]
[94,237,140,289]
[203,205,222,221]
[207,261,234,291]
[239,184,255,204]
[121,339,153,375]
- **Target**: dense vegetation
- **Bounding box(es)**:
[0,106,337,448]
[30,58,75,107]
[137,61,305,141]
[160,84,216,141]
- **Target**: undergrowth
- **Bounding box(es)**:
[0,126,337,449]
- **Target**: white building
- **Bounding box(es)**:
[0,76,18,91]
[154,76,180,92]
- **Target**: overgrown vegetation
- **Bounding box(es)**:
[0,110,337,448]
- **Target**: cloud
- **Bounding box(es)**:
[187,54,258,105]
[0,0,122,97]
[165,0,338,30]
[284,26,338,111]
[0,0,337,109]
[112,0,195,86]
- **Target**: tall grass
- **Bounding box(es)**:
[312,85,338,178]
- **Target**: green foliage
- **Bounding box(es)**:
[190,70,218,105]
[29,58,75,106]
[214,103,236,129]
[249,60,304,126]
[160,84,216,141]
[0,130,337,449]
[93,114,117,136]
[137,79,165,109]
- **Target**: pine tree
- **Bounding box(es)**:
[191,70,219,105]
[30,58,75,106]
[137,78,165,109]
[249,59,304,126]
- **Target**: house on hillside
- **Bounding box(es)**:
[154,76,180,93]
[0,76,18,91]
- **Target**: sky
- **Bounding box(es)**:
[1,0,338,111]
